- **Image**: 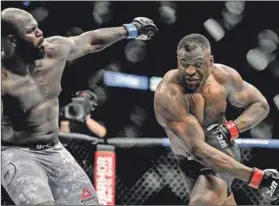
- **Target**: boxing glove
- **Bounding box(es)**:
[206,120,239,142]
[123,17,158,40]
[249,168,279,201]
[205,122,241,161]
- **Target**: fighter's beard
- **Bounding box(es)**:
[16,39,45,63]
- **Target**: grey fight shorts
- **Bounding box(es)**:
[1,141,99,205]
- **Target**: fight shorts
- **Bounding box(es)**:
[177,144,241,197]
[1,141,99,205]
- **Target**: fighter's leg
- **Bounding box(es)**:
[1,147,55,205]
[189,174,228,205]
[49,143,99,205]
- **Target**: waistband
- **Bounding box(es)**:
[1,140,60,150]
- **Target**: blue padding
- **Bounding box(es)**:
[123,24,138,39]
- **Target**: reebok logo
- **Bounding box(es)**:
[81,188,94,203]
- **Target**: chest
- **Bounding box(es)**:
[185,81,228,125]
[2,58,65,112]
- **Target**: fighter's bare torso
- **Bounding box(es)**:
[1,37,71,144]
[155,64,230,156]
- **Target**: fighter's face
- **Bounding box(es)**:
[177,48,213,92]
[15,15,45,61]
[22,19,44,49]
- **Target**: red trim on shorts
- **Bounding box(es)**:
[224,121,239,140]
[249,168,264,189]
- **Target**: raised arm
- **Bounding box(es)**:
[65,17,158,60]
[225,66,270,133]
[66,27,127,60]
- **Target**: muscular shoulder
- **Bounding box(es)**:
[212,63,243,91]
[154,69,186,117]
[155,69,181,100]
[44,36,74,60]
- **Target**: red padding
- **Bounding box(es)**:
[94,149,116,205]
[224,121,239,140]
[249,168,264,189]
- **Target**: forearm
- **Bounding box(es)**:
[86,117,107,138]
[88,27,127,49]
[194,142,253,182]
[234,101,269,133]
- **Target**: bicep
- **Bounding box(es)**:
[154,86,205,152]
[67,32,103,60]
[225,67,267,107]
[165,114,205,152]
[228,81,267,107]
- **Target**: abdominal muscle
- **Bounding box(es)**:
[2,98,60,144]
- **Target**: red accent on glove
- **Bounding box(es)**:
[224,121,239,140]
[249,168,264,189]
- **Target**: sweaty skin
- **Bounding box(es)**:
[154,63,269,182]
[1,13,127,144]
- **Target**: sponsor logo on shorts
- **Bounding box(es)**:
[81,188,94,203]
[2,163,16,186]
[35,143,53,150]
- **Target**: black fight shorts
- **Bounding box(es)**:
[177,155,235,196]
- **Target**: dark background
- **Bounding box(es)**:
[2,1,279,139]
[2,1,279,205]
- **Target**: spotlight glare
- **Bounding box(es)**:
[203,18,225,42]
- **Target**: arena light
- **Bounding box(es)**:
[104,71,149,90]
[66,27,84,37]
[203,18,225,42]
[246,48,269,71]
[250,120,273,139]
[150,76,163,92]
[22,1,31,7]
[92,1,112,25]
[225,1,245,15]
[30,6,49,23]
[158,2,177,25]
[125,40,147,63]
[269,60,279,77]
[222,9,243,30]
[273,94,279,110]
[258,29,278,53]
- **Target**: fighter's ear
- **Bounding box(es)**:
[210,55,214,67]
[7,35,17,45]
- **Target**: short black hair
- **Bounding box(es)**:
[177,33,211,54]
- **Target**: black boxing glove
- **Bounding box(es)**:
[123,17,158,40]
[206,121,239,143]
[249,168,279,201]
[205,122,240,159]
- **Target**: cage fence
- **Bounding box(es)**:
[1,135,279,205]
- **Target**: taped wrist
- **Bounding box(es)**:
[123,24,138,39]
[249,167,264,189]
[224,121,239,140]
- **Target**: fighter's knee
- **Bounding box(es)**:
[36,200,55,205]
[189,195,217,206]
